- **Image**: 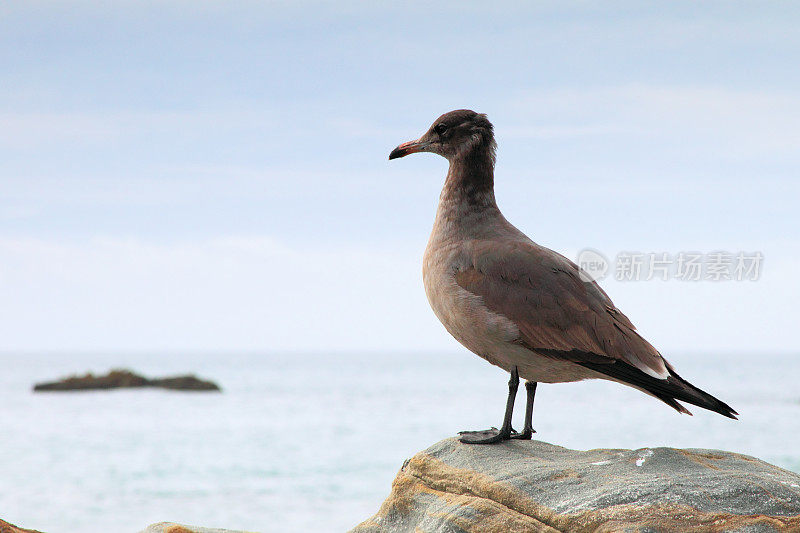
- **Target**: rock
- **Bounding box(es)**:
[148,375,221,391]
[0,518,43,533]
[352,437,800,532]
[138,523,248,533]
[0,520,248,533]
[32,369,221,392]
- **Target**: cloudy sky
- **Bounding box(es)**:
[1,1,798,353]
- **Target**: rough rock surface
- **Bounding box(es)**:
[352,438,800,532]
[139,523,249,533]
[33,369,221,392]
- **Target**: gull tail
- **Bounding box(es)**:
[578,360,739,419]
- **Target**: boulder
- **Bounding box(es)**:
[351,437,800,532]
[33,369,221,392]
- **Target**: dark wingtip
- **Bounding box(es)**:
[672,399,737,419]
[718,403,739,420]
[577,359,740,421]
[660,393,738,420]
[688,381,739,420]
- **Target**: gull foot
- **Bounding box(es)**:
[510,428,536,440]
[458,427,518,444]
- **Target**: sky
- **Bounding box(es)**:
[1,1,798,353]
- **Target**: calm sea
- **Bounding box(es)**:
[1,351,798,532]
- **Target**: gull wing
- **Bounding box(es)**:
[455,239,737,418]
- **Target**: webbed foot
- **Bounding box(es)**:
[458,427,518,444]
[509,427,535,440]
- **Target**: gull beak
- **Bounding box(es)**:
[389,139,430,160]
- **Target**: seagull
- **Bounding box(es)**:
[389,109,737,444]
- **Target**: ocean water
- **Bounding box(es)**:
[1,350,798,532]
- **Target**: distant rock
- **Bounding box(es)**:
[0,518,43,533]
[33,369,221,392]
[352,437,800,532]
[138,523,245,533]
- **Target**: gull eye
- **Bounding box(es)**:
[433,123,448,135]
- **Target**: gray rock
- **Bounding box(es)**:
[351,438,800,532]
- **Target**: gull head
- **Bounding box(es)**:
[389,109,495,162]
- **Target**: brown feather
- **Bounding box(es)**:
[455,240,668,377]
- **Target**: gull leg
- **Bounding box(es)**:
[510,381,537,440]
[459,366,519,444]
